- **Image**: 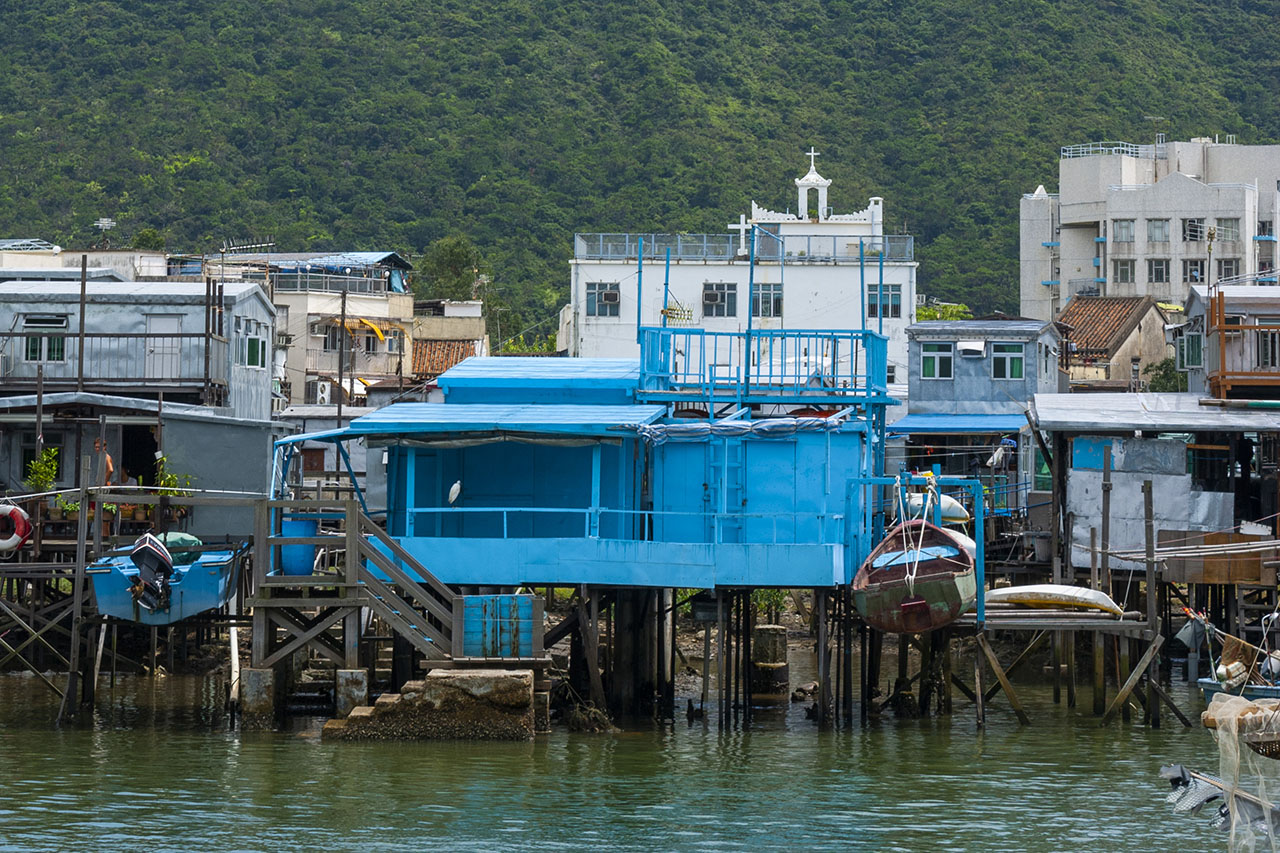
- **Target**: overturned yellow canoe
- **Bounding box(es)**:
[984,583,1123,616]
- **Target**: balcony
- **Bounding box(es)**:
[638,326,888,405]
[1,332,227,389]
[575,232,914,263]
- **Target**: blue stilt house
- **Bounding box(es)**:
[274,327,923,590]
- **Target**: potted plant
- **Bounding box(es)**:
[155,456,195,521]
[58,497,80,522]
[23,447,59,520]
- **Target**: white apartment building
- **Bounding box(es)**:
[560,154,920,384]
[1021,137,1280,322]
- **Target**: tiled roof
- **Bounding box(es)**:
[1057,296,1157,357]
[412,338,476,378]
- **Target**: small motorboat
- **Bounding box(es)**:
[89,532,243,626]
[853,520,977,633]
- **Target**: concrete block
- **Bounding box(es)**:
[335,669,369,718]
[240,667,277,730]
[751,624,788,665]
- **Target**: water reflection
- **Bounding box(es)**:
[0,668,1225,852]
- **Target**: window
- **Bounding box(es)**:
[586,282,620,317]
[322,325,342,352]
[1113,259,1135,283]
[753,283,783,318]
[1182,218,1206,241]
[992,342,1025,379]
[867,284,902,319]
[1259,318,1280,369]
[1112,219,1135,242]
[1261,220,1274,237]
[702,282,737,317]
[364,332,380,354]
[921,343,953,379]
[886,364,896,384]
[22,315,68,362]
[246,336,267,368]
[386,332,402,354]
[1217,218,1241,242]
[1148,219,1170,243]
[1148,258,1170,284]
[1183,258,1205,284]
[1177,333,1203,370]
[1219,258,1241,280]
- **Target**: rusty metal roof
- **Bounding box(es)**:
[1057,296,1159,357]
[412,339,477,379]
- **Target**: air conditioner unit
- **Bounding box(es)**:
[957,340,986,357]
[309,322,326,336]
[915,294,927,306]
[703,291,722,305]
[315,382,331,404]
[599,290,620,304]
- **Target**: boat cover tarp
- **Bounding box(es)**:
[633,417,842,445]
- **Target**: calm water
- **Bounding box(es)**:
[0,666,1223,852]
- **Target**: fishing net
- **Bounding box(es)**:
[1206,693,1280,851]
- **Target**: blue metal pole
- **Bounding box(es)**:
[662,248,671,328]
[878,245,885,336]
[859,239,867,332]
[636,237,644,344]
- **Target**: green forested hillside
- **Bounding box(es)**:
[2,0,1278,333]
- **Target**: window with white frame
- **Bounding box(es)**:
[921,342,953,379]
[1148,258,1170,283]
[386,331,402,354]
[1112,219,1135,242]
[1182,218,1207,241]
[322,325,342,351]
[1259,318,1280,369]
[1176,333,1203,370]
[1217,218,1241,242]
[702,282,737,317]
[992,342,1025,380]
[586,282,620,317]
[1148,219,1170,243]
[752,283,783,318]
[1260,220,1274,237]
[867,284,902,319]
[22,315,68,362]
[1183,258,1205,284]
[1113,259,1135,283]
[1219,258,1241,280]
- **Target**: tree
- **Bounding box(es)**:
[415,236,487,301]
[131,228,165,251]
[916,302,973,321]
[1143,357,1188,392]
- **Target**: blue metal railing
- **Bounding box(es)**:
[403,505,846,546]
[638,326,888,400]
[574,232,914,263]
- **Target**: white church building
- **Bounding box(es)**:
[559,153,920,385]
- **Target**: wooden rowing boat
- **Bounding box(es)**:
[853,520,976,633]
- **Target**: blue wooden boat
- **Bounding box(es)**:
[89,537,243,626]
[1198,677,1280,702]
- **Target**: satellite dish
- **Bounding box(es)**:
[448,480,462,505]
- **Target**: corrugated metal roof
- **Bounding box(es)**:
[438,357,641,388]
[413,339,477,378]
[0,391,278,428]
[276,402,666,444]
[888,413,1029,434]
[1058,296,1156,355]
[907,319,1051,338]
[0,267,122,281]
[1033,392,1280,432]
[0,280,264,298]
[222,251,413,270]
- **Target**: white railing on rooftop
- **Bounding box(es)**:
[575,233,914,263]
[1062,141,1165,159]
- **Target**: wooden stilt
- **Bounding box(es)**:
[859,621,869,726]
[982,630,1049,703]
[974,639,986,728]
[976,633,1030,725]
[1092,630,1105,716]
[1052,630,1061,704]
[1101,634,1165,725]
[1065,630,1077,709]
[1118,636,1131,723]
[816,590,832,726]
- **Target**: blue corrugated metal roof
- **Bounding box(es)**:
[276,402,665,445]
[888,413,1027,435]
[438,357,640,388]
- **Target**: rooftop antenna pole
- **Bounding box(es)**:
[76,255,87,392]
[878,247,885,336]
[337,288,347,423]
[662,248,671,328]
[859,240,867,333]
[636,237,644,344]
[747,225,756,374]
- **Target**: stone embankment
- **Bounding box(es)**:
[323,668,535,741]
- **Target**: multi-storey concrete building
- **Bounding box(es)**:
[1021,137,1280,322]
[561,153,919,384]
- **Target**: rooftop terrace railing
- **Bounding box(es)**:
[1,332,228,385]
[638,326,888,404]
[1061,141,1165,159]
[574,233,914,263]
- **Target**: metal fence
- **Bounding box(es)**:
[0,332,228,383]
[575,232,914,263]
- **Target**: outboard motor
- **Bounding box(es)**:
[129,532,174,611]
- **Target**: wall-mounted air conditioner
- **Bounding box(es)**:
[703,291,722,305]
[599,290,620,304]
[957,340,986,357]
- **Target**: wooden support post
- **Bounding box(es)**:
[940,631,953,714]
[982,630,1050,703]
[1065,630,1077,708]
[1147,677,1193,728]
[1093,631,1106,716]
[1101,633,1165,725]
[1143,481,1160,729]
[58,454,91,721]
[1118,636,1131,723]
[950,672,977,703]
[976,633,1030,725]
[576,586,607,712]
[1052,630,1062,705]
[816,590,832,726]
[859,621,869,726]
[974,640,986,728]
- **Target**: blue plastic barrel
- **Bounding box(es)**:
[280,519,318,575]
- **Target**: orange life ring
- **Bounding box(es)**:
[0,504,32,551]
